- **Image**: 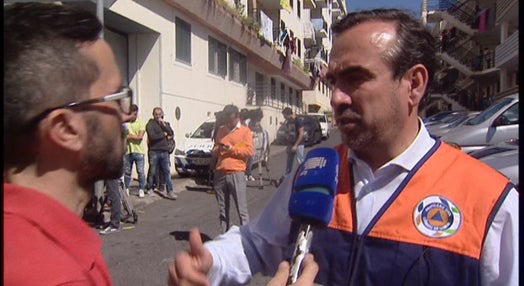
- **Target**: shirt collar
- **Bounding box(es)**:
[228,121,241,132]
[348,118,435,172]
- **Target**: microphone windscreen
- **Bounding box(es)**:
[288,147,339,226]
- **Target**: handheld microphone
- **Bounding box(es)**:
[287,147,339,284]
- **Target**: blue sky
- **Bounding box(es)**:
[345,0,422,16]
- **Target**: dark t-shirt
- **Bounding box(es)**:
[285,117,304,146]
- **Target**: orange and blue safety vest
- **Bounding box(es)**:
[290,141,513,285]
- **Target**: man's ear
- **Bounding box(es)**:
[403,64,429,107]
[43,110,84,152]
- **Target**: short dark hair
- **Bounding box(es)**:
[4,3,103,167]
[282,107,293,116]
[223,104,239,117]
[331,8,436,84]
[131,104,139,113]
[240,108,249,120]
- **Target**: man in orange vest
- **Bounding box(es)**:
[169,9,518,286]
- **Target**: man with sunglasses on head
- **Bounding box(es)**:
[4,3,132,285]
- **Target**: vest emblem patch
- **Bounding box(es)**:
[413,196,462,238]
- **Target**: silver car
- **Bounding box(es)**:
[428,111,480,138]
[469,139,519,190]
[440,94,519,153]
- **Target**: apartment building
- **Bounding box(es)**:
[421,0,519,115]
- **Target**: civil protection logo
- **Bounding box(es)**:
[413,196,461,238]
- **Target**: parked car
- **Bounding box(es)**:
[297,115,323,146]
[274,124,289,145]
[425,111,468,128]
[423,110,454,124]
[469,138,519,191]
[307,113,330,139]
[275,115,322,147]
[174,118,215,177]
[428,111,480,138]
[174,112,269,177]
[440,94,519,153]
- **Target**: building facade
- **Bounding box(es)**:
[421,0,519,116]
[6,0,345,174]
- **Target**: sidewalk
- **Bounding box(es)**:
[126,144,287,210]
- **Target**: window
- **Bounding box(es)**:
[280,83,285,103]
[208,37,227,77]
[229,48,247,84]
[176,18,191,64]
[296,90,300,107]
[271,78,276,100]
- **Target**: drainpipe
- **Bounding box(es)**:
[97,0,104,39]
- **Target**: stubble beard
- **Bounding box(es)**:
[340,90,402,155]
[81,116,125,181]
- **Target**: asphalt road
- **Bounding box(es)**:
[100,128,341,286]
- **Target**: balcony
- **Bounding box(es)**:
[496,0,518,23]
[303,21,316,48]
[162,0,311,89]
[426,0,477,35]
[312,18,328,38]
[314,0,328,9]
[495,31,518,68]
[257,0,281,10]
[332,8,343,19]
[303,0,316,9]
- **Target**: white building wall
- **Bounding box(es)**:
[103,0,341,175]
[110,0,252,147]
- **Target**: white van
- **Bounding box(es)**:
[308,113,330,139]
[440,94,519,153]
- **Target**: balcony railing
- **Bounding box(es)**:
[246,83,303,111]
[495,31,519,67]
[427,0,476,27]
[496,0,516,22]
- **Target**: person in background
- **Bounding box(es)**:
[99,179,122,235]
[100,111,136,235]
[124,104,146,197]
[282,107,305,175]
[4,2,132,284]
[169,8,518,286]
[240,108,255,182]
[145,107,177,200]
[211,104,253,233]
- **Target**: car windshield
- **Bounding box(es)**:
[425,111,453,122]
[314,115,327,123]
[440,112,467,123]
[465,97,514,125]
[449,113,476,127]
[191,122,214,138]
